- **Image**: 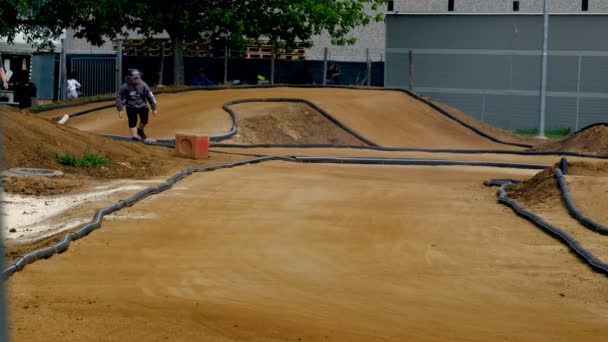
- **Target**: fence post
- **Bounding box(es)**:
[224,45,228,85]
[323,47,328,86]
[158,41,165,86]
[408,49,414,91]
[366,48,371,87]
[59,38,67,100]
[116,39,123,91]
[271,46,275,85]
[575,54,582,131]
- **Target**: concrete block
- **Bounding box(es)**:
[175,133,209,159]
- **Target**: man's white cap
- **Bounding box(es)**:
[130,69,143,77]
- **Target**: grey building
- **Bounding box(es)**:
[309,0,608,62]
[385,12,608,131]
[392,0,608,13]
[366,1,608,131]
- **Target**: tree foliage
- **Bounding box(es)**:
[5,0,388,84]
[0,0,64,50]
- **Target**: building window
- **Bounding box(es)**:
[448,0,455,11]
[582,0,589,11]
[513,1,520,11]
[388,0,394,12]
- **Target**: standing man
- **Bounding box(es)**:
[0,53,8,89]
[116,69,158,141]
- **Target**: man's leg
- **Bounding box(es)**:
[137,108,150,140]
[126,108,140,140]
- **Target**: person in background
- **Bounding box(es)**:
[116,69,158,141]
[191,67,214,86]
[66,72,81,99]
[0,53,8,89]
[326,64,343,85]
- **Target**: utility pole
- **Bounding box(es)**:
[538,0,550,138]
[322,48,328,86]
[116,39,123,91]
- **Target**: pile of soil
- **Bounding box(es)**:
[507,166,561,207]
[424,97,539,147]
[1,106,196,195]
[228,102,367,146]
[508,160,608,207]
[531,125,608,155]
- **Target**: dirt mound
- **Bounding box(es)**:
[226,102,367,145]
[508,166,560,207]
[531,125,608,155]
[508,160,608,207]
[1,106,195,194]
[424,97,538,147]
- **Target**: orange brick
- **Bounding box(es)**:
[175,133,209,159]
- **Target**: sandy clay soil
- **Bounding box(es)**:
[7,163,608,341]
[5,88,608,341]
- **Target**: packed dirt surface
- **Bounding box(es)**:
[507,160,608,261]
[425,97,539,147]
[568,168,608,227]
[52,87,527,150]
[0,105,233,195]
[9,162,608,342]
[34,101,114,121]
[7,88,608,341]
[225,102,367,145]
[532,125,608,155]
[2,179,161,261]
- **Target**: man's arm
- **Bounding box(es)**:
[144,84,158,112]
[116,85,128,116]
[0,67,8,89]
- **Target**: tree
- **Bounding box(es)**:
[0,0,27,40]
[0,0,64,51]
[33,0,388,85]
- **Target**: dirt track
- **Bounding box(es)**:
[8,88,608,341]
[9,163,608,341]
[48,88,524,149]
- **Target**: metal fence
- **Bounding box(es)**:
[69,56,117,97]
[385,14,608,131]
[119,44,385,88]
[61,48,385,100]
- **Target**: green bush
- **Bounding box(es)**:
[514,128,572,138]
[56,149,110,168]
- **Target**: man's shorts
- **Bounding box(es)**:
[126,107,149,128]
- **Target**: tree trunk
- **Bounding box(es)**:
[171,33,185,85]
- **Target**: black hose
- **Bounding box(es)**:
[57,96,608,160]
[398,89,534,149]
[489,182,608,275]
[222,98,379,146]
[2,155,549,280]
[574,122,608,134]
[53,104,115,120]
[554,168,608,235]
[40,85,530,148]
[210,143,608,160]
[47,92,608,160]
[483,179,520,187]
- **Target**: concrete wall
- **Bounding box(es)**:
[393,0,608,13]
[307,0,608,62]
[385,14,608,131]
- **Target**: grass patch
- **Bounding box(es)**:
[56,149,110,168]
[514,128,572,138]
